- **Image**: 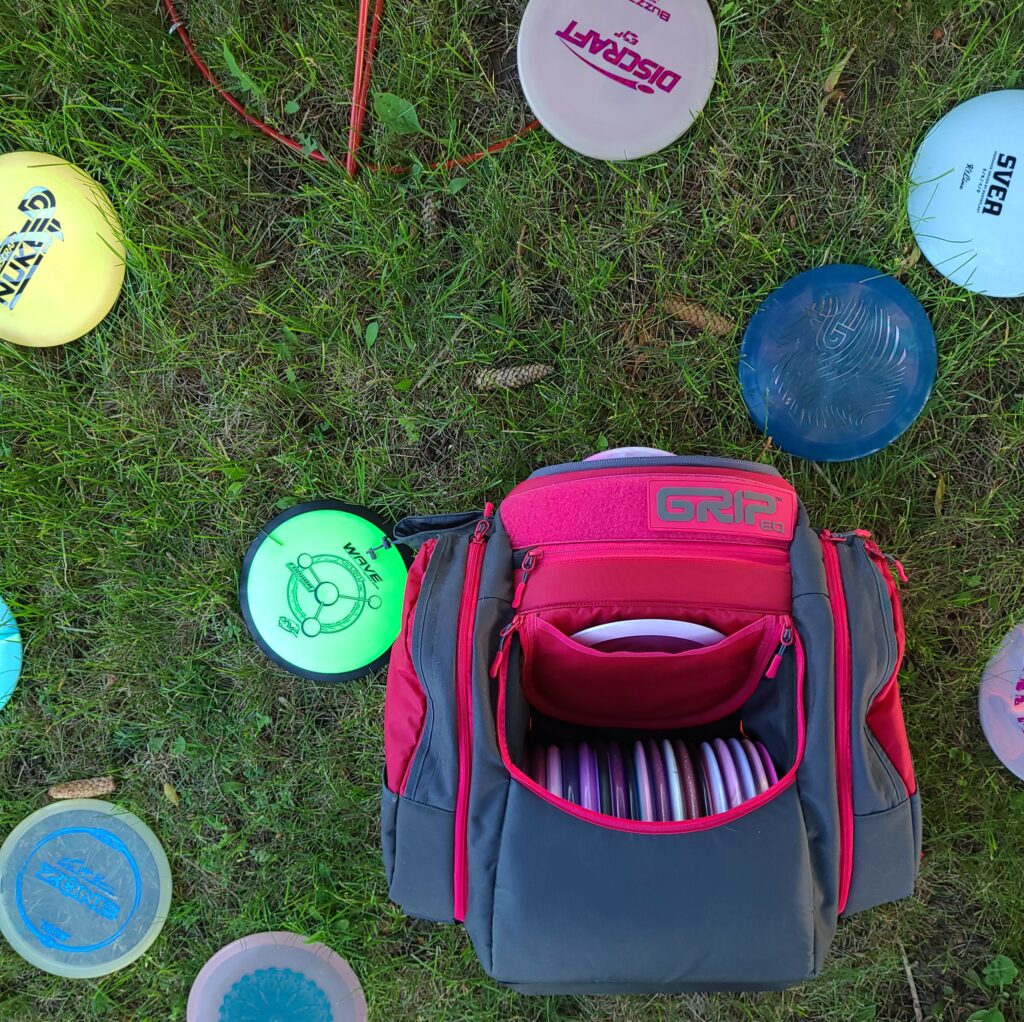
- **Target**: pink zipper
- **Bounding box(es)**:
[820,532,854,914]
[494,628,806,834]
[452,503,494,923]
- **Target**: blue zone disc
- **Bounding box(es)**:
[739,265,937,462]
[0,595,21,711]
[0,800,172,978]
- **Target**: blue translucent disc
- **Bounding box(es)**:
[739,265,937,462]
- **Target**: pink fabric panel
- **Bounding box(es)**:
[520,612,785,730]
[501,468,797,549]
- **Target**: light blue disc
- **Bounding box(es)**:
[908,90,1024,296]
[0,594,22,711]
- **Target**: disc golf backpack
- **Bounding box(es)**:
[381,454,920,994]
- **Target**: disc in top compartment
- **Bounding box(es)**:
[570,619,725,654]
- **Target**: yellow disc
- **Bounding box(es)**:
[0,151,126,347]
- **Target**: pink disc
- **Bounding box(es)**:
[529,745,547,788]
[187,931,367,1022]
[741,738,770,794]
[578,742,600,811]
[712,738,743,809]
[632,740,655,821]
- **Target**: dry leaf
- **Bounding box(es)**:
[934,473,946,517]
[823,46,856,95]
[163,782,181,806]
[662,296,735,337]
[49,776,116,800]
[474,364,553,391]
[895,245,922,277]
[931,27,944,42]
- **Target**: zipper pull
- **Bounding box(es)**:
[822,529,872,543]
[766,625,794,678]
[864,539,908,584]
[472,506,494,544]
[511,549,540,609]
[489,620,519,678]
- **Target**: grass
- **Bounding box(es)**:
[2,0,1024,1018]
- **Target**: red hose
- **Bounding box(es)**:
[161,0,538,176]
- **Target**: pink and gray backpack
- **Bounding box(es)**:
[382,454,920,994]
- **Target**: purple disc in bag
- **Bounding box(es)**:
[741,738,770,793]
[713,738,743,808]
[607,741,630,818]
[728,738,758,802]
[633,741,654,821]
[578,742,600,811]
[755,740,779,785]
[673,740,701,818]
[596,742,613,815]
[623,743,640,820]
[561,744,581,805]
[699,742,728,815]
[645,738,671,821]
[529,745,547,789]
[661,739,684,821]
[546,745,563,798]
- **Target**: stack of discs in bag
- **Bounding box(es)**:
[524,736,777,821]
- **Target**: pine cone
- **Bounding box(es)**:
[49,776,116,800]
[662,296,735,337]
[421,194,441,239]
[474,364,553,391]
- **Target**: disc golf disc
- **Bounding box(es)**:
[739,264,937,462]
[0,594,21,711]
[240,501,409,683]
[0,800,171,978]
[979,621,1024,780]
[586,447,675,460]
[907,90,1024,297]
[517,0,718,160]
[187,931,368,1022]
[571,618,725,653]
[0,151,125,347]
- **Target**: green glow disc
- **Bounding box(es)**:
[240,502,409,683]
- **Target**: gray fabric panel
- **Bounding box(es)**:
[487,781,816,988]
[527,455,784,480]
[464,515,515,973]
[405,533,469,805]
[386,791,457,923]
[381,781,398,888]
[394,511,484,548]
[842,794,920,916]
[837,541,903,814]
[790,507,840,970]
